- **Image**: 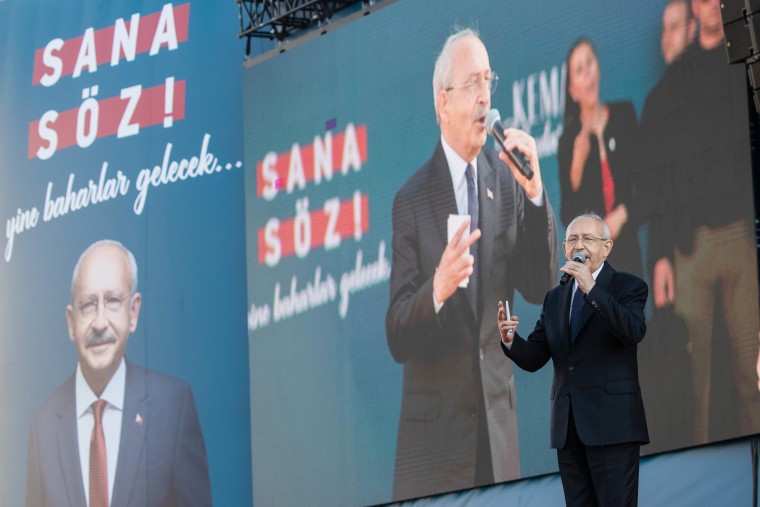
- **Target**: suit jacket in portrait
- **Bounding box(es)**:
[25,360,212,507]
[386,141,558,500]
[503,262,649,449]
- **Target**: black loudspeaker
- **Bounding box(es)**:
[721,0,760,113]
[724,16,756,63]
[722,0,749,23]
[722,0,760,63]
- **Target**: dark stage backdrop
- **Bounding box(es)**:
[243,0,760,505]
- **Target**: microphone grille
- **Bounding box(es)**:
[572,251,587,263]
[485,109,501,135]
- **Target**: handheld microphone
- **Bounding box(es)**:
[485,109,534,180]
[559,251,587,286]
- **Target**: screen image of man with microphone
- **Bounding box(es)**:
[498,212,649,506]
[385,27,558,501]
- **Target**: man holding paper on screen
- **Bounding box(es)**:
[385,28,557,501]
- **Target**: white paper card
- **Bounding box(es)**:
[447,213,471,288]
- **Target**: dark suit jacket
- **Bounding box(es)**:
[26,360,212,507]
[639,43,753,265]
[386,141,558,500]
[503,262,649,448]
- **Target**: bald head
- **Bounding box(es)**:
[71,240,137,302]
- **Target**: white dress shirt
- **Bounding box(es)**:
[434,135,545,312]
[76,358,126,506]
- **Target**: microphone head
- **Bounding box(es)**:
[485,109,501,136]
[572,251,587,263]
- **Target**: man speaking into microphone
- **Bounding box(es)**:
[385,28,558,501]
[498,212,649,506]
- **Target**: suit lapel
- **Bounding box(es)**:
[111,361,148,507]
[426,141,479,315]
[57,378,87,507]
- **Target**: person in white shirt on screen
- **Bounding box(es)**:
[385,28,558,501]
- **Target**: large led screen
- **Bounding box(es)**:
[0,2,251,506]
[243,0,760,505]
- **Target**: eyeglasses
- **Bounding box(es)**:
[77,294,130,319]
[446,71,499,97]
[564,235,608,246]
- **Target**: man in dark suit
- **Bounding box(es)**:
[498,212,648,506]
[386,28,558,501]
[25,240,212,507]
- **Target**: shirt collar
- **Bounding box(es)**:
[75,357,126,418]
[441,135,478,188]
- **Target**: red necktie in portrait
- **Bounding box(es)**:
[90,399,109,507]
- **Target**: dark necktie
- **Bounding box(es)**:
[90,399,109,507]
[569,285,585,341]
[465,164,479,312]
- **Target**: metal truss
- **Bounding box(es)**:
[237,0,363,47]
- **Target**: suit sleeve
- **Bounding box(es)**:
[610,102,642,221]
[585,274,648,346]
[173,386,213,506]
[501,292,553,372]
[639,78,679,273]
[385,185,443,364]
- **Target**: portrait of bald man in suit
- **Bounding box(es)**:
[25,239,212,507]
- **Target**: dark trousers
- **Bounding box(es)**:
[557,405,641,507]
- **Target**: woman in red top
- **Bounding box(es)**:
[557,37,643,277]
